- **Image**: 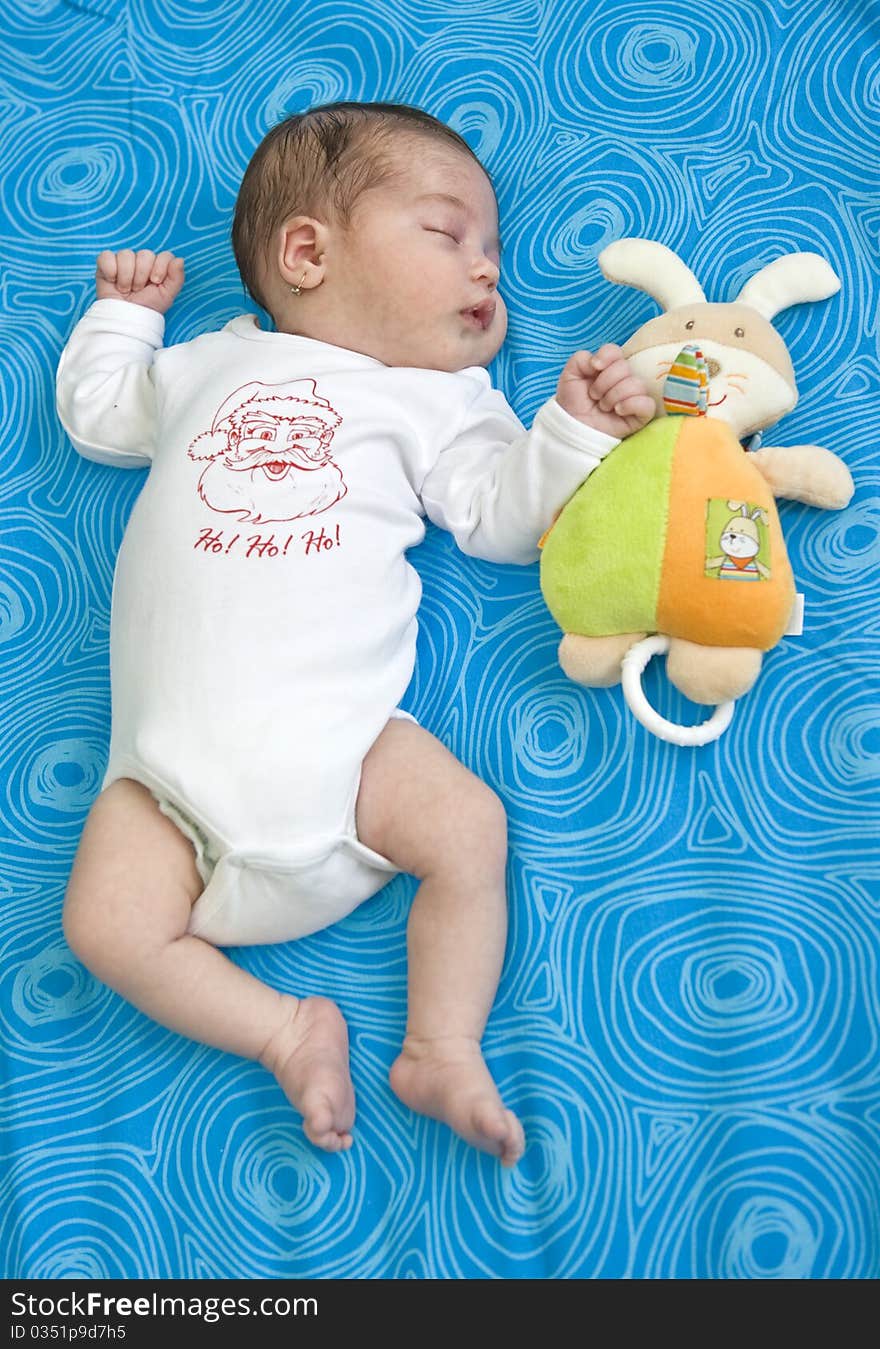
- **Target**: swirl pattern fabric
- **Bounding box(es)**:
[2,0,879,1279]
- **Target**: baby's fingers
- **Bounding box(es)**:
[113,249,137,294]
[131,249,157,292]
[557,350,597,383]
[599,373,649,413]
[149,250,175,284]
[165,255,185,292]
[592,358,637,407]
[589,343,626,374]
[616,392,657,422]
[95,250,118,284]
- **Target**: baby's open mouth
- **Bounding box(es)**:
[461,299,496,331]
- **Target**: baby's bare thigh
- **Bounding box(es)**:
[64,779,204,953]
[356,720,507,879]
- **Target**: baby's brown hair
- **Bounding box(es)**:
[232,101,487,312]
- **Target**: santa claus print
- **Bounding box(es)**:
[188,379,346,523]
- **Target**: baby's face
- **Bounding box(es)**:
[323,144,507,371]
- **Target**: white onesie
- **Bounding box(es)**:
[56,299,617,945]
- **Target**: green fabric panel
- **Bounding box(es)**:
[539,417,680,635]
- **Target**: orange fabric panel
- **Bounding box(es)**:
[656,418,796,649]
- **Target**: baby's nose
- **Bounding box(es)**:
[474,255,499,286]
[706,357,722,379]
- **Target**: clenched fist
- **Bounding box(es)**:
[95,249,185,314]
[555,343,655,439]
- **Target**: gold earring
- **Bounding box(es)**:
[290,271,307,296]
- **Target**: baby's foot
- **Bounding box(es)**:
[390,1035,525,1166]
[260,995,355,1152]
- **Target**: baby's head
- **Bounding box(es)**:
[232,102,506,372]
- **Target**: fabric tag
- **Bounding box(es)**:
[784,593,805,636]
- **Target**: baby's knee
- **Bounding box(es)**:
[476,783,508,850]
[62,877,139,985]
[62,886,110,976]
[447,780,508,877]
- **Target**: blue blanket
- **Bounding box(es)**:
[2,0,878,1278]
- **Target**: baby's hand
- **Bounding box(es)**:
[555,344,656,439]
[95,249,185,314]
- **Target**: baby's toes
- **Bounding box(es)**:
[319,1130,353,1153]
[302,1094,343,1147]
[472,1101,525,1165]
[494,1109,526,1167]
[304,1118,353,1152]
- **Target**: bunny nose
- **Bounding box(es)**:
[663,345,709,415]
[706,357,722,379]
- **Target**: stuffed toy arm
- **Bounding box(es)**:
[750,444,854,510]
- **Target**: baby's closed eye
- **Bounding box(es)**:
[424,225,461,242]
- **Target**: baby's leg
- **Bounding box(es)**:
[63,779,354,1151]
[357,720,525,1166]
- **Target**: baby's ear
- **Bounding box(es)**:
[735,253,841,320]
[277,216,329,289]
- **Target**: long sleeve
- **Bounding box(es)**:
[420,376,619,565]
[55,298,165,468]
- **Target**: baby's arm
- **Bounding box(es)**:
[56,249,184,467]
[421,346,654,565]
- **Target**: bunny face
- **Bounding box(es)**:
[597,240,841,439]
[622,303,798,439]
[720,518,760,558]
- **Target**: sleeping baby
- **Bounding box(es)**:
[56,101,654,1166]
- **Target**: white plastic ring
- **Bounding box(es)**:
[621,635,735,747]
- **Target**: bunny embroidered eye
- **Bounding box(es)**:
[685,320,695,330]
[734,326,745,337]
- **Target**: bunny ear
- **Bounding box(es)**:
[598,238,706,312]
[735,253,841,320]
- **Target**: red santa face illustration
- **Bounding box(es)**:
[188,380,346,523]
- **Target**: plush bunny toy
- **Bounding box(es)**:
[539,238,854,746]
